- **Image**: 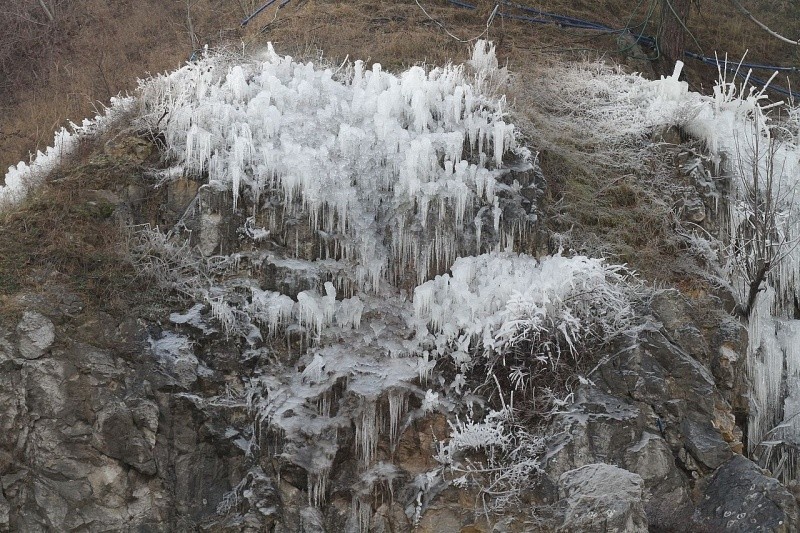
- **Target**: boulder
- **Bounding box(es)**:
[693,455,800,532]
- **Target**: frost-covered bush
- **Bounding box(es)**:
[128,224,206,297]
[415,251,634,359]
[414,251,635,418]
[413,251,634,514]
[433,406,545,513]
[515,60,659,176]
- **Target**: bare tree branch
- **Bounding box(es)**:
[727,0,800,46]
[37,0,54,22]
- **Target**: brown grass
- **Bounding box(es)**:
[0,0,242,173]
[0,132,172,317]
[3,0,798,173]
[2,0,798,298]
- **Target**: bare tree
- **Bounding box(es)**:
[659,0,691,65]
[731,125,797,317]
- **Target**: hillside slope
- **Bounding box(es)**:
[3,2,800,532]
[3,0,799,173]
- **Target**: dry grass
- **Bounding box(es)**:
[2,0,798,298]
[4,0,798,172]
[0,132,172,317]
[0,0,242,173]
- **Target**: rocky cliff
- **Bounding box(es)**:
[1,43,799,533]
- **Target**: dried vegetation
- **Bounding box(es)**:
[2,0,799,299]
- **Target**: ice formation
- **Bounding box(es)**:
[127,41,592,523]
[123,42,646,525]
[138,41,528,292]
[1,97,135,207]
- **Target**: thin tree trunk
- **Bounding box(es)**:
[660,0,690,65]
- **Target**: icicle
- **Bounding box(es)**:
[417,351,435,384]
[387,390,407,449]
[493,120,506,167]
[336,296,364,329]
[355,402,377,467]
[297,290,325,340]
[493,196,502,232]
[350,496,372,533]
[308,468,330,507]
[323,281,337,325]
[302,354,326,384]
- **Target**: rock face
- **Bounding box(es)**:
[539,285,759,532]
[557,463,648,532]
[1,233,781,532]
[0,290,248,531]
[0,151,793,533]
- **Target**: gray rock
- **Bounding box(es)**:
[0,491,9,531]
[557,463,648,532]
[299,506,325,532]
[544,322,742,531]
[681,413,732,470]
[693,455,799,532]
[681,194,706,223]
[22,358,67,417]
[94,403,158,475]
[542,385,697,531]
[16,311,55,360]
[199,212,223,256]
[623,434,694,530]
[597,330,739,465]
[167,177,201,217]
[191,185,242,257]
[0,336,14,363]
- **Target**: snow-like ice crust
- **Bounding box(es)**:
[1,97,135,207]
